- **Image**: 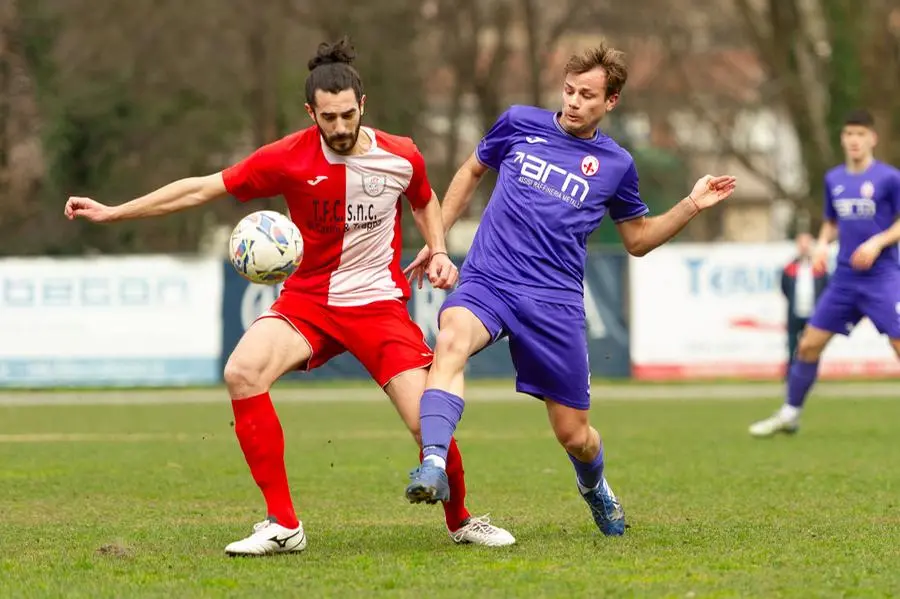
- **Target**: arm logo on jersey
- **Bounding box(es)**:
[513,151,590,208]
[362,174,387,197]
[834,198,876,219]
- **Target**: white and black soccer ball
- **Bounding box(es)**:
[228,210,303,285]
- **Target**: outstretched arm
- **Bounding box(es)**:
[65,174,228,223]
[616,175,736,257]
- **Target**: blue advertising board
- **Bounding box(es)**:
[220,251,631,382]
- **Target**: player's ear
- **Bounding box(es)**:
[359,94,367,117]
[606,93,619,112]
[304,103,316,123]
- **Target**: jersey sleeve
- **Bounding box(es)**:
[609,161,650,223]
[822,178,837,221]
[474,108,517,171]
[222,142,284,202]
[891,170,900,215]
[403,146,433,209]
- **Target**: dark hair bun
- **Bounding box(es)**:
[308,36,356,71]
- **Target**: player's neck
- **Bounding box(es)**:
[845,155,874,174]
[555,114,598,140]
[346,128,373,156]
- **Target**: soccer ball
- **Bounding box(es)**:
[229,210,304,285]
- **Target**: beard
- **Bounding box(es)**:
[318,121,362,155]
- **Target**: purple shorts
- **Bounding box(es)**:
[440,277,590,410]
[809,272,900,338]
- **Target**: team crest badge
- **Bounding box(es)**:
[362,174,387,197]
[581,155,599,176]
[860,181,875,199]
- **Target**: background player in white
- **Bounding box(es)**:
[750,109,900,437]
[64,37,514,555]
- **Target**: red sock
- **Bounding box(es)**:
[420,436,471,531]
[231,393,299,529]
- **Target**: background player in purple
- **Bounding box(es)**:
[750,110,900,437]
[401,42,736,536]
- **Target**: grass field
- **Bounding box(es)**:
[1,383,899,598]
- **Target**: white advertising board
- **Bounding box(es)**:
[0,256,223,387]
[630,243,900,380]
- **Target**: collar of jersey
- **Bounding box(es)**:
[552,112,600,143]
[321,126,378,162]
[842,159,878,177]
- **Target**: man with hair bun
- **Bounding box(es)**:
[64,36,515,556]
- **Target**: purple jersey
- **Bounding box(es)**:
[464,105,649,305]
[823,160,900,280]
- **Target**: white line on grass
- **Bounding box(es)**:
[0,381,897,406]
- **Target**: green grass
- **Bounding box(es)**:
[1,392,899,598]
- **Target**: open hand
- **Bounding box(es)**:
[689,175,737,210]
[403,245,431,289]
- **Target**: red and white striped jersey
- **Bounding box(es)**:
[223,126,432,306]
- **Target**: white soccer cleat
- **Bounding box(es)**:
[449,515,516,547]
[749,413,800,438]
[224,518,307,556]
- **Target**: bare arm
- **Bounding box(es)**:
[615,175,735,257]
[410,190,449,254]
[848,217,900,271]
[403,156,485,288]
[440,152,489,234]
[615,197,699,257]
[65,173,229,223]
[866,219,900,249]
[817,219,838,246]
[109,174,229,220]
[409,190,457,288]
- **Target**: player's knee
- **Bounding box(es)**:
[796,333,825,361]
[433,327,471,366]
[555,425,592,457]
[223,354,270,397]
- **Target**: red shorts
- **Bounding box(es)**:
[257,293,433,387]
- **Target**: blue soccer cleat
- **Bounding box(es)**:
[405,463,450,504]
[580,477,626,536]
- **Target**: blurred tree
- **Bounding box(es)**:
[735,0,900,226]
[1,0,45,252]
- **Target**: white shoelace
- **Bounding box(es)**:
[451,514,497,541]
[251,520,273,533]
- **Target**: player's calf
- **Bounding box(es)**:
[750,325,831,437]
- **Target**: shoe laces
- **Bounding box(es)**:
[451,514,496,541]
[251,519,274,533]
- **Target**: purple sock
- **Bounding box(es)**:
[787,360,819,408]
[420,388,465,462]
[568,447,605,489]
